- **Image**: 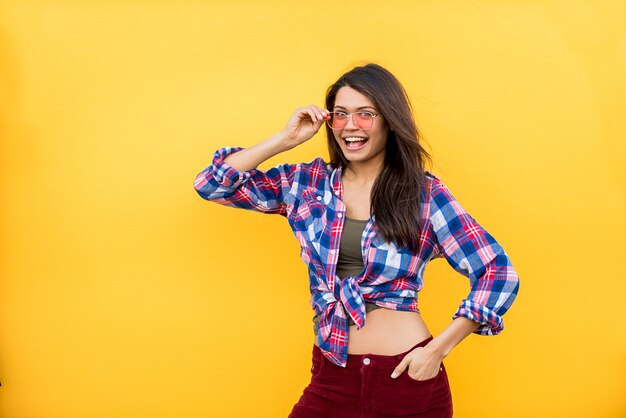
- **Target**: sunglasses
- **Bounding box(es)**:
[326,111,380,130]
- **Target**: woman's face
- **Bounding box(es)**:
[332,86,389,166]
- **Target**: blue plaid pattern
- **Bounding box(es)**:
[194,147,520,367]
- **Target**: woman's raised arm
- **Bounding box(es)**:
[193,106,329,214]
[223,105,330,171]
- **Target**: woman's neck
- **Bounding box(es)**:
[344,155,385,185]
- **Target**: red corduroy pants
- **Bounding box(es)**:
[288,336,453,418]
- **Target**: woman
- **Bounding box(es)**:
[194,63,519,417]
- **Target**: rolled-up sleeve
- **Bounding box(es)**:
[428,176,520,335]
[193,147,298,215]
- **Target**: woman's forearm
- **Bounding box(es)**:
[428,317,481,358]
[222,131,292,172]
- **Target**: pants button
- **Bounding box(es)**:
[363,357,371,365]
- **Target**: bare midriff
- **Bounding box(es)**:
[314,308,432,354]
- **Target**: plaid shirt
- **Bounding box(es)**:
[194,147,520,367]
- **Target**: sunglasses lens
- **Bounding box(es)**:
[354,113,373,129]
[329,113,347,129]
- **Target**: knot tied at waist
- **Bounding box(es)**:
[315,276,367,367]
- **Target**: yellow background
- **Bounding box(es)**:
[1,1,624,417]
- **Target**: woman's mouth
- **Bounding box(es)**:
[343,136,369,151]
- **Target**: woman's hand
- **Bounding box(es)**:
[280,105,330,150]
[391,343,445,381]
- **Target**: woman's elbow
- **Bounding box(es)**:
[193,171,216,200]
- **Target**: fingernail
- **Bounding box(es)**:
[391,372,398,379]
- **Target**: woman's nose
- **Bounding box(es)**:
[345,115,358,129]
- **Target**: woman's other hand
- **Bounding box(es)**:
[281,105,330,150]
[391,344,445,381]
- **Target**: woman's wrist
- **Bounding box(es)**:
[425,338,452,359]
[270,130,297,152]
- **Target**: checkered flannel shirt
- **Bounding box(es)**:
[194,147,520,367]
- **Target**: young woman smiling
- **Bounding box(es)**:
[194,63,520,417]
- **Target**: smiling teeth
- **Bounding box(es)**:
[345,137,367,142]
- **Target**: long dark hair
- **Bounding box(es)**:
[325,63,431,251]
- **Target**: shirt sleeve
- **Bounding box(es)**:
[193,146,299,216]
[428,175,520,336]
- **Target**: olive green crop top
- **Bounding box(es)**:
[312,217,383,335]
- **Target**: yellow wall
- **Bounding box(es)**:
[1,1,624,417]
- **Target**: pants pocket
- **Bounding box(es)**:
[310,354,324,379]
[373,365,451,416]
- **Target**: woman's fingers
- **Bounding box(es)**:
[293,106,327,132]
[282,105,329,146]
[391,356,410,379]
[306,107,319,123]
[391,348,442,381]
[283,105,329,147]
[303,105,327,123]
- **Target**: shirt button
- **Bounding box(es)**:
[337,213,343,218]
[316,196,322,201]
[363,358,371,365]
[334,191,339,196]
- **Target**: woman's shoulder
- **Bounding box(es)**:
[424,171,443,191]
[423,171,454,203]
[423,172,466,211]
[278,157,333,188]
[425,171,441,181]
[293,156,333,174]
[303,156,329,168]
[425,171,454,190]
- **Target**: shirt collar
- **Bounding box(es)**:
[330,164,343,198]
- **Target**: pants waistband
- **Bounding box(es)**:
[313,335,434,369]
